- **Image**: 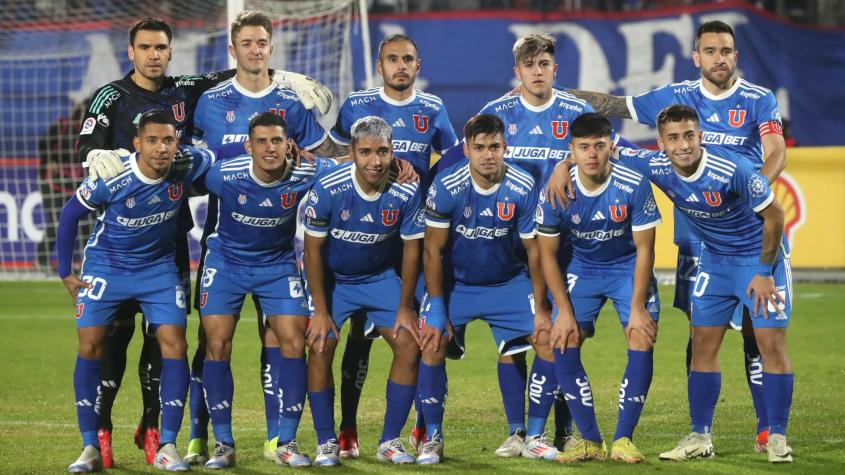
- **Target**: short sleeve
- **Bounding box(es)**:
[203,162,223,195]
[192,96,209,145]
[615,147,656,175]
[535,192,562,237]
[756,92,784,137]
[424,179,454,228]
[286,100,328,151]
[517,186,538,239]
[400,186,425,240]
[432,108,459,154]
[328,97,354,146]
[627,85,675,126]
[303,186,333,236]
[631,180,662,231]
[735,162,774,213]
[75,177,109,210]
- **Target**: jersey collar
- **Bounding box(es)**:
[470,163,502,195]
[129,152,166,185]
[518,92,556,112]
[249,157,293,187]
[351,163,386,201]
[573,165,611,197]
[698,77,743,101]
[677,148,710,183]
[232,76,277,99]
[378,87,417,106]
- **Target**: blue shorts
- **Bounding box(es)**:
[673,240,701,313]
[691,250,792,329]
[559,262,660,336]
[322,273,402,338]
[198,257,309,318]
[75,265,187,329]
[435,273,534,358]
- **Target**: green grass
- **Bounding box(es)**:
[1,281,843,473]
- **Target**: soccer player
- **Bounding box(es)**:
[327,33,458,458]
[561,21,786,450]
[77,16,333,467]
[536,113,661,463]
[58,110,216,472]
[303,116,424,466]
[416,114,555,465]
[616,105,793,464]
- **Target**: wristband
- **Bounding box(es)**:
[755,263,773,277]
[421,295,447,331]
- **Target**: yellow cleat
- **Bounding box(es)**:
[263,437,279,461]
[555,438,606,463]
[611,437,645,463]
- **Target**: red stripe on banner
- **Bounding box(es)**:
[1,261,35,269]
[0,157,40,167]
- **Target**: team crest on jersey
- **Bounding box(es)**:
[238,194,247,205]
[305,206,316,219]
[571,213,581,224]
[280,192,298,209]
[508,123,518,136]
[609,204,627,222]
[167,182,183,201]
[200,292,208,309]
[748,175,768,198]
[125,196,135,208]
[75,303,84,319]
[551,120,569,139]
[382,209,399,226]
[497,202,515,221]
[172,102,186,122]
[728,109,746,127]
[703,191,722,207]
[463,206,472,218]
[341,209,350,221]
[413,114,429,133]
[226,111,235,123]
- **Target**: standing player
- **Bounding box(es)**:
[327,33,458,458]
[562,21,786,450]
[303,116,424,466]
[536,113,661,463]
[617,105,793,464]
[77,16,333,467]
[416,114,556,465]
[58,110,215,472]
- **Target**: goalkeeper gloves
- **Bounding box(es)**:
[84,148,128,181]
[272,70,334,115]
[420,295,447,332]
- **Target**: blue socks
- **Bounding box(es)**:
[339,336,373,430]
[497,361,527,435]
[203,359,234,446]
[160,358,189,445]
[743,335,768,434]
[74,356,101,448]
[526,358,557,437]
[554,348,602,443]
[614,350,653,440]
[308,389,336,444]
[762,372,793,436]
[418,362,447,437]
[688,371,720,434]
[381,381,416,443]
[262,348,281,441]
[188,350,209,440]
[277,356,307,445]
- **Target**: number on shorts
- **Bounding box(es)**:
[678,255,700,282]
[566,273,578,293]
[175,287,186,309]
[80,276,107,300]
[201,267,218,288]
[692,272,710,297]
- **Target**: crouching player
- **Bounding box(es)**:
[302,116,424,466]
[417,114,558,464]
[196,112,338,468]
[58,109,216,472]
[536,113,661,463]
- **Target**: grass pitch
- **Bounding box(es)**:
[0,281,843,473]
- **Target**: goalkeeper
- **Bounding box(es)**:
[76,16,333,468]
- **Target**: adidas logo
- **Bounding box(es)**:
[259,198,273,207]
[392,118,406,128]
[163,399,184,408]
[591,210,606,221]
[706,112,720,123]
[529,125,543,135]
[686,194,700,203]
[421,397,440,404]
[360,213,374,222]
[210,400,231,411]
[480,208,493,217]
[147,195,161,205]
[284,403,303,413]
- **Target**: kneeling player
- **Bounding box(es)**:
[303,116,424,466]
[536,113,661,463]
[58,110,215,472]
[417,114,558,464]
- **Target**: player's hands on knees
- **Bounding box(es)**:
[545,160,576,209]
[532,302,553,344]
[393,306,421,345]
[84,149,129,181]
[419,295,447,352]
[550,312,579,354]
[61,275,91,305]
[746,274,785,319]
[625,306,657,346]
[392,158,419,184]
[306,311,339,353]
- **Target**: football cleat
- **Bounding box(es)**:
[338,428,360,460]
[153,443,190,471]
[97,429,113,468]
[314,439,341,467]
[554,431,580,452]
[754,430,768,453]
[416,432,444,465]
[205,442,236,469]
[409,426,426,454]
[68,445,103,473]
[143,427,160,465]
[658,432,714,461]
[610,437,644,463]
[275,440,311,467]
[183,437,208,465]
[495,430,525,458]
[376,438,416,464]
[767,434,793,463]
[262,437,278,461]
[522,433,558,460]
[556,438,606,463]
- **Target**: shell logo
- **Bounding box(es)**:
[771,172,806,247]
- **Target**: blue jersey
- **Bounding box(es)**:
[76,146,215,273]
[426,160,537,286]
[202,155,336,273]
[193,78,327,149]
[330,87,458,183]
[536,162,661,267]
[303,162,424,283]
[618,147,783,257]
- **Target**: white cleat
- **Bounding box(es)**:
[416,432,444,465]
[555,432,580,451]
[154,443,190,471]
[275,440,311,467]
[659,432,714,461]
[68,445,103,473]
[767,434,793,463]
[495,430,525,458]
[376,438,416,464]
[522,433,559,460]
[314,439,341,467]
[204,442,236,469]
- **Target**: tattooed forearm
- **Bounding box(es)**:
[566,89,631,119]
